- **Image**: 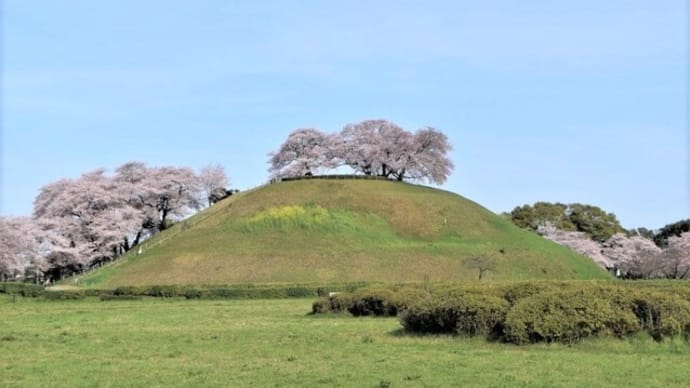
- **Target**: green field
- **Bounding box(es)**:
[77,179,608,287]
[2,296,688,387]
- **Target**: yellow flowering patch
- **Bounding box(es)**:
[246,205,332,229]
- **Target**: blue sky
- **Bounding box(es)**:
[1,1,688,229]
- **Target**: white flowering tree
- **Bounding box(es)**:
[268,128,338,179]
[0,217,44,281]
[269,120,454,184]
[662,232,690,279]
[198,164,230,206]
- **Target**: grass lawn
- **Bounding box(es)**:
[1,296,688,387]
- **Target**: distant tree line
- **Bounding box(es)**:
[268,119,454,185]
[508,202,625,242]
[507,202,689,279]
[0,162,230,282]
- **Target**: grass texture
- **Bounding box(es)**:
[1,296,689,387]
[77,179,609,287]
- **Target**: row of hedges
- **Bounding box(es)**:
[0,282,45,297]
[0,281,373,301]
[312,281,690,344]
[312,284,429,316]
[107,282,372,299]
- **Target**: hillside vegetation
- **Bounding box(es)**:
[78,179,609,287]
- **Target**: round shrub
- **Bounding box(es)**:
[0,282,44,297]
[113,286,138,296]
[453,294,509,338]
[42,290,85,300]
[311,298,330,314]
[348,289,399,317]
[630,291,690,341]
[400,298,458,334]
[99,294,142,301]
[310,293,355,314]
[184,289,203,299]
[145,285,180,298]
[346,286,428,317]
[401,293,509,338]
[504,289,640,344]
[501,282,562,306]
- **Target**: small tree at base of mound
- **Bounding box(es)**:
[463,256,497,280]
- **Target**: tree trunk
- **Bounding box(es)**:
[133,230,142,247]
[159,208,170,230]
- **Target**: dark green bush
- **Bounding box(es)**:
[310,293,355,314]
[83,289,106,297]
[349,294,397,316]
[0,282,44,297]
[501,282,562,305]
[184,288,203,299]
[42,290,85,300]
[400,298,456,333]
[348,288,400,317]
[310,280,690,344]
[630,291,690,341]
[145,285,180,297]
[99,294,142,301]
[310,285,427,316]
[310,285,426,316]
[285,287,315,298]
[401,293,509,338]
[504,289,640,344]
[113,286,138,296]
[311,298,330,314]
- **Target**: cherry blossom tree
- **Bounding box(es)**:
[199,164,229,206]
[336,120,454,184]
[29,162,205,279]
[268,120,454,184]
[393,127,454,184]
[6,161,218,281]
[33,169,144,278]
[0,217,43,281]
[662,232,690,279]
[114,162,203,232]
[141,166,202,230]
[336,120,386,176]
[601,233,664,279]
[538,223,612,268]
[539,222,680,279]
[336,119,416,178]
[36,217,90,280]
[268,129,337,179]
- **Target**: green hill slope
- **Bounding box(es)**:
[80,179,610,287]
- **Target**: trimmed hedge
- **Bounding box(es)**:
[631,291,690,341]
[99,294,142,301]
[1,281,373,302]
[503,289,640,344]
[311,281,690,345]
[401,293,509,338]
[101,282,373,300]
[41,290,86,301]
[311,285,428,316]
[0,282,44,297]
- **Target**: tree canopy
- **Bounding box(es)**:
[268,119,454,185]
[0,161,229,282]
[653,219,690,247]
[510,202,623,242]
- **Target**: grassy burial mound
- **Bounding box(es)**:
[80,179,609,287]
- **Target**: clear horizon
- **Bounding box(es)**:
[1,1,688,229]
